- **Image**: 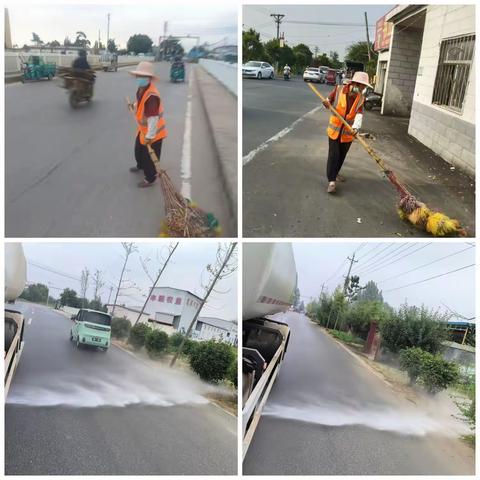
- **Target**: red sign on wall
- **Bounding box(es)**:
[374,14,393,52]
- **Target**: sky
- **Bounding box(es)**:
[7,2,237,51]
[243,4,393,60]
[293,242,476,320]
[20,242,237,320]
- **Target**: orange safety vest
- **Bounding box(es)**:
[327,85,364,143]
[135,82,168,145]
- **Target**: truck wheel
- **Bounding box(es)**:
[76,338,81,348]
[69,91,79,109]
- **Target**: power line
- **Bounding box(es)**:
[360,243,432,276]
[324,258,348,285]
[28,261,81,282]
[354,244,397,272]
[357,243,415,275]
[383,264,475,293]
[285,20,375,27]
[355,244,382,262]
[377,245,475,284]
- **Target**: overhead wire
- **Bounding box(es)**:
[357,243,417,275]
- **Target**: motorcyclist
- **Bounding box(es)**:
[72,49,91,70]
[283,64,291,78]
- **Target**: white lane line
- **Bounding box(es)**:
[28,318,32,325]
[243,106,321,166]
[180,69,194,199]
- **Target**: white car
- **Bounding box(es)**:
[242,61,275,79]
[303,67,324,83]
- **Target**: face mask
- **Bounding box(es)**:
[137,77,150,88]
[351,84,365,95]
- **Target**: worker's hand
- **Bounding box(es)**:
[145,137,153,145]
[322,100,330,109]
[351,128,359,136]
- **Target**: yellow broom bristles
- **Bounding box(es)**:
[425,212,462,237]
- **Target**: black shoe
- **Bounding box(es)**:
[130,166,141,173]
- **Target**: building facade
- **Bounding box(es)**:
[193,317,238,345]
[376,5,475,174]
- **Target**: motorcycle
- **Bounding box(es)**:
[57,67,96,108]
[283,71,291,81]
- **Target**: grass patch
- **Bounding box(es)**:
[328,329,365,346]
[461,434,475,448]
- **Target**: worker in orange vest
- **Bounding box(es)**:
[322,71,372,194]
[128,62,168,188]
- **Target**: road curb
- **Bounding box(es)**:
[318,326,395,390]
[194,65,237,219]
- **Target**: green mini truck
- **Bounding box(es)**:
[70,309,112,351]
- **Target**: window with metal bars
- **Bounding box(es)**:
[432,34,475,112]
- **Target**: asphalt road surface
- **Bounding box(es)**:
[242,75,325,155]
[6,63,234,237]
[243,77,474,237]
[243,312,474,475]
[5,303,237,475]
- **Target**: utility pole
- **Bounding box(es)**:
[107,286,113,305]
[134,243,179,326]
[170,243,237,367]
[364,12,371,61]
[107,13,110,47]
[343,253,358,295]
[270,13,285,40]
[320,282,325,296]
[112,243,136,317]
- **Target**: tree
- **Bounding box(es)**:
[293,43,313,71]
[264,39,281,67]
[345,41,374,66]
[380,303,448,354]
[31,32,43,47]
[74,31,90,48]
[242,28,264,63]
[111,317,132,339]
[111,243,137,316]
[128,323,152,349]
[315,53,332,68]
[159,37,183,60]
[63,36,73,47]
[20,283,49,303]
[92,270,104,305]
[127,34,153,55]
[107,38,118,53]
[343,300,390,338]
[59,288,81,308]
[329,50,342,69]
[49,40,60,47]
[356,280,383,303]
[291,287,301,312]
[80,268,90,308]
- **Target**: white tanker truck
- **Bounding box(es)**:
[242,243,297,458]
[5,243,27,397]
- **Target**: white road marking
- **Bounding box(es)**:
[243,106,321,166]
[28,318,32,325]
[180,69,194,199]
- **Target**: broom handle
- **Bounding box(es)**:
[307,83,389,174]
[125,96,160,164]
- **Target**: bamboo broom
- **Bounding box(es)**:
[308,83,466,237]
[125,97,221,237]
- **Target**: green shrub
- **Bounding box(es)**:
[227,357,238,388]
[183,338,198,357]
[128,323,152,350]
[145,330,169,358]
[399,347,427,385]
[189,340,235,383]
[169,332,185,350]
[111,317,132,339]
[380,303,448,354]
[420,354,459,394]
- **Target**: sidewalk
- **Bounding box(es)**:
[243,108,475,237]
[195,66,237,218]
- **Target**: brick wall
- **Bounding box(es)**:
[382,26,424,116]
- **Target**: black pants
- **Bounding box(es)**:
[327,137,352,182]
[134,135,163,183]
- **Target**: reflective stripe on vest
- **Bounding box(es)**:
[135,83,168,145]
[327,86,364,143]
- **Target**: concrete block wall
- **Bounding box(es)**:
[199,58,237,96]
[408,5,475,174]
[382,26,424,116]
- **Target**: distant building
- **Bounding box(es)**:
[193,317,238,345]
[375,5,475,174]
[5,9,12,49]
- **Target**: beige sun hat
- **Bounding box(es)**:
[129,61,158,79]
[351,71,372,89]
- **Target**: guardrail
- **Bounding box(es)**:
[5,52,154,75]
[199,58,237,96]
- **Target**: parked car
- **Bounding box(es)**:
[364,87,383,110]
[319,65,329,75]
[325,68,337,85]
[242,61,275,79]
[70,309,112,351]
[303,67,324,83]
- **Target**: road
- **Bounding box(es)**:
[5,303,237,475]
[243,77,475,237]
[5,62,234,237]
[243,312,474,475]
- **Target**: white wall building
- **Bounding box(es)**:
[193,317,238,345]
[377,5,475,174]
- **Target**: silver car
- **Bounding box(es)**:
[242,61,275,79]
[303,67,325,83]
